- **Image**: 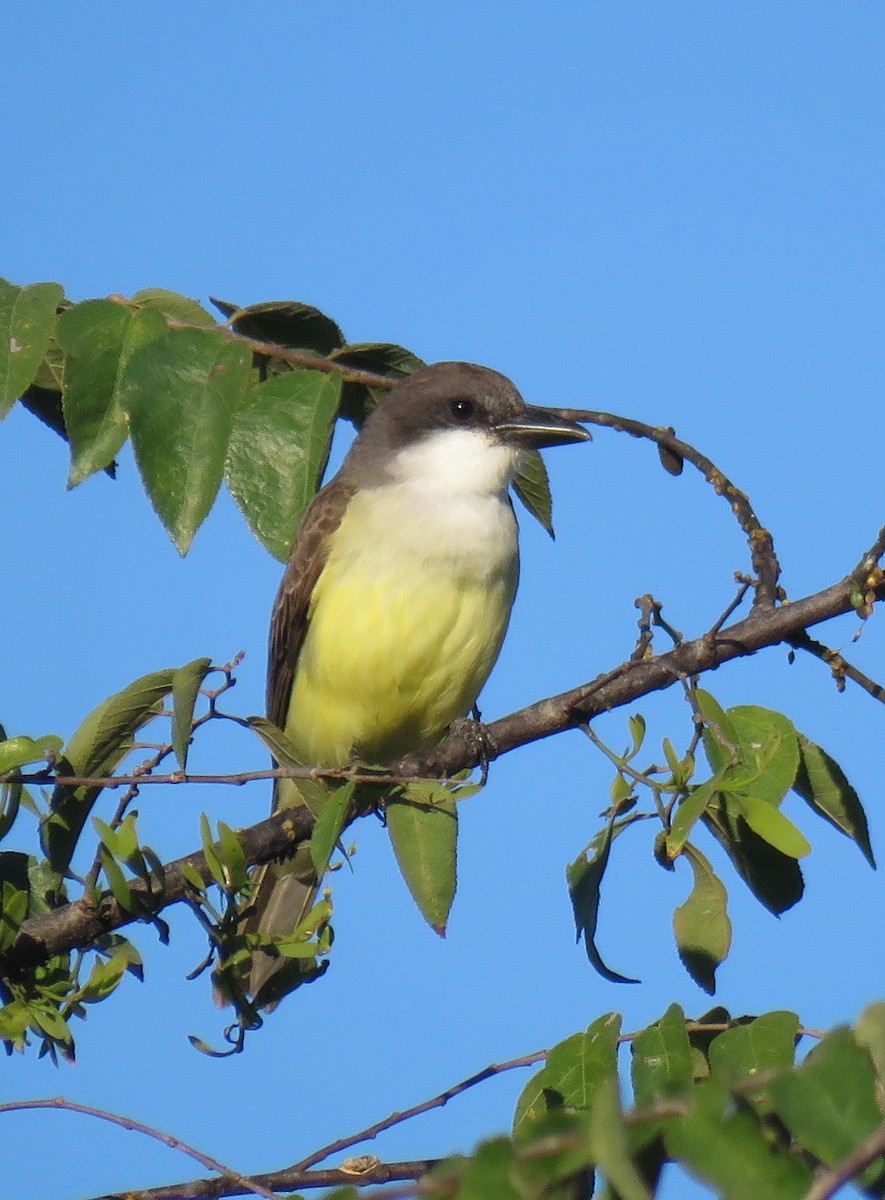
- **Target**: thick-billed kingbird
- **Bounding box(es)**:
[245,361,590,1007]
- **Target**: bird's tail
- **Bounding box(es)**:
[243,844,328,1010]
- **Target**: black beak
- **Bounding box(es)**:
[495,405,592,450]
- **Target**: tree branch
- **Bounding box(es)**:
[2,548,883,977]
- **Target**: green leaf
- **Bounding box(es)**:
[730,793,811,859]
[43,668,176,874]
[567,817,642,984]
[119,327,251,554]
[226,368,341,562]
[310,781,355,877]
[856,1002,885,1113]
[245,715,304,767]
[199,814,227,891]
[330,342,426,425]
[695,689,741,772]
[702,795,804,915]
[631,1003,694,1107]
[708,1011,799,1092]
[386,784,457,934]
[171,657,212,769]
[212,297,345,356]
[673,844,732,993]
[100,849,134,911]
[666,776,720,859]
[76,953,127,1003]
[57,300,168,485]
[0,733,60,775]
[131,288,216,326]
[721,706,799,805]
[586,1075,652,1200]
[513,1013,621,1133]
[769,1027,885,1190]
[793,735,874,866]
[215,821,249,893]
[0,278,64,416]
[448,1137,523,1200]
[665,1078,812,1199]
[513,449,554,536]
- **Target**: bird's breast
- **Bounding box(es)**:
[286,483,519,767]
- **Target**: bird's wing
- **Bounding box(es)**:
[267,477,356,731]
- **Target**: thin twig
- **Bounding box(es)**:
[558,406,783,608]
[801,1118,885,1200]
[0,1097,277,1200]
[788,629,885,704]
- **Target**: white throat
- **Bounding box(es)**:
[387,427,521,498]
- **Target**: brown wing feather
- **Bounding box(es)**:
[267,477,356,731]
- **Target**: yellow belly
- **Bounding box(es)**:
[286,506,518,767]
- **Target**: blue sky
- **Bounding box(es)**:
[2,5,884,1198]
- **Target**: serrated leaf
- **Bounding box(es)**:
[386,784,457,934]
[514,1013,621,1133]
[513,449,554,536]
[226,368,341,562]
[131,288,215,326]
[0,278,64,416]
[673,843,732,994]
[567,817,642,984]
[212,297,345,356]
[769,1027,885,1190]
[119,327,251,554]
[793,736,874,866]
[57,300,168,485]
[43,668,176,874]
[730,793,810,859]
[171,657,212,769]
[664,1078,812,1198]
[310,781,355,877]
[631,1004,694,1107]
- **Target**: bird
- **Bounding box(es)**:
[242,361,590,1009]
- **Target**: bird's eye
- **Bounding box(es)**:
[450,398,474,421]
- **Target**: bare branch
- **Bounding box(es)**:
[0,1097,277,1199]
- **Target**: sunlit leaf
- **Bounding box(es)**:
[120,327,251,554]
[513,449,554,536]
[43,668,176,874]
[664,1077,813,1199]
[631,1003,694,1107]
[57,300,167,485]
[226,368,341,562]
[310,781,355,877]
[131,288,216,326]
[0,277,64,416]
[769,1027,885,1191]
[171,657,212,770]
[386,784,457,934]
[673,844,732,994]
[513,1013,621,1133]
